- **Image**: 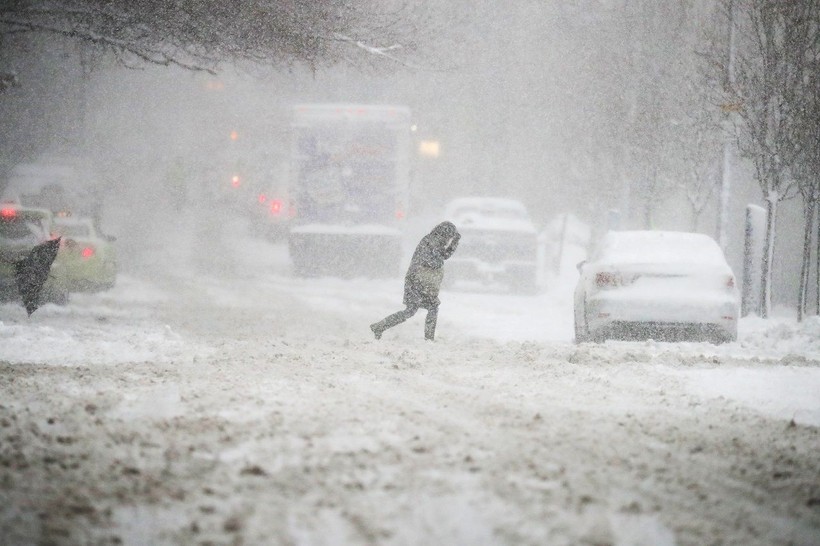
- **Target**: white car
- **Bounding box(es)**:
[444,197,539,293]
[574,230,740,344]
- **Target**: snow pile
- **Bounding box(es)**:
[0,275,214,366]
[739,313,820,359]
[1,225,819,546]
[678,366,820,426]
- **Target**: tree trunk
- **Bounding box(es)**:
[814,201,820,315]
[760,194,777,319]
[797,197,815,322]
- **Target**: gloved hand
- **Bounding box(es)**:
[444,232,461,254]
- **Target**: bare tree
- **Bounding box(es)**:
[796,169,818,322]
[0,0,429,76]
[549,0,699,229]
[714,0,818,317]
[672,112,723,232]
[794,17,820,321]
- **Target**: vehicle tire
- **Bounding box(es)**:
[712,331,737,344]
[101,279,117,291]
[291,257,317,278]
[574,313,589,344]
[43,288,69,306]
[289,240,317,278]
[0,288,16,303]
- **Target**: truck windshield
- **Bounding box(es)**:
[293,122,400,224]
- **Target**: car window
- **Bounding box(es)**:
[0,214,48,243]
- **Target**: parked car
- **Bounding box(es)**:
[0,203,69,305]
[444,197,539,293]
[51,216,117,291]
[574,230,739,344]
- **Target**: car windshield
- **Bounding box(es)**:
[599,232,726,266]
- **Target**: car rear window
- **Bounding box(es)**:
[1,213,49,242]
[600,232,726,266]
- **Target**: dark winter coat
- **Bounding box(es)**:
[403,222,460,309]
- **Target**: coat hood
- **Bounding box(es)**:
[430,221,457,239]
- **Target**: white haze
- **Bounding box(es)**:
[0,4,809,300]
[1,3,819,545]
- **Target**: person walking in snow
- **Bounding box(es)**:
[370,221,461,341]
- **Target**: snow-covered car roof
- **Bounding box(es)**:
[445,197,536,233]
[596,230,729,267]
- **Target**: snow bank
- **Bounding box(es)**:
[678,367,820,426]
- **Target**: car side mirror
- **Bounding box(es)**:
[576,260,586,273]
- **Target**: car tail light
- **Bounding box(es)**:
[0,207,16,219]
[595,272,621,288]
[269,199,282,215]
[258,193,267,204]
[81,246,95,259]
[231,175,241,188]
[396,209,405,220]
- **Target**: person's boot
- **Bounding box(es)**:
[370,322,383,340]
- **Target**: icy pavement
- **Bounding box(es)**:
[1,226,819,545]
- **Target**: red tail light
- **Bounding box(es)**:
[595,272,621,288]
[231,175,241,188]
[81,246,95,259]
[258,193,267,204]
[1,207,16,219]
[269,199,282,215]
[396,209,405,220]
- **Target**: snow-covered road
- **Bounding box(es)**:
[1,221,819,545]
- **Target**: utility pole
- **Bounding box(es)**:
[717,0,736,252]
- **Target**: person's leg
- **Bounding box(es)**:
[424,305,439,340]
[371,305,419,339]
